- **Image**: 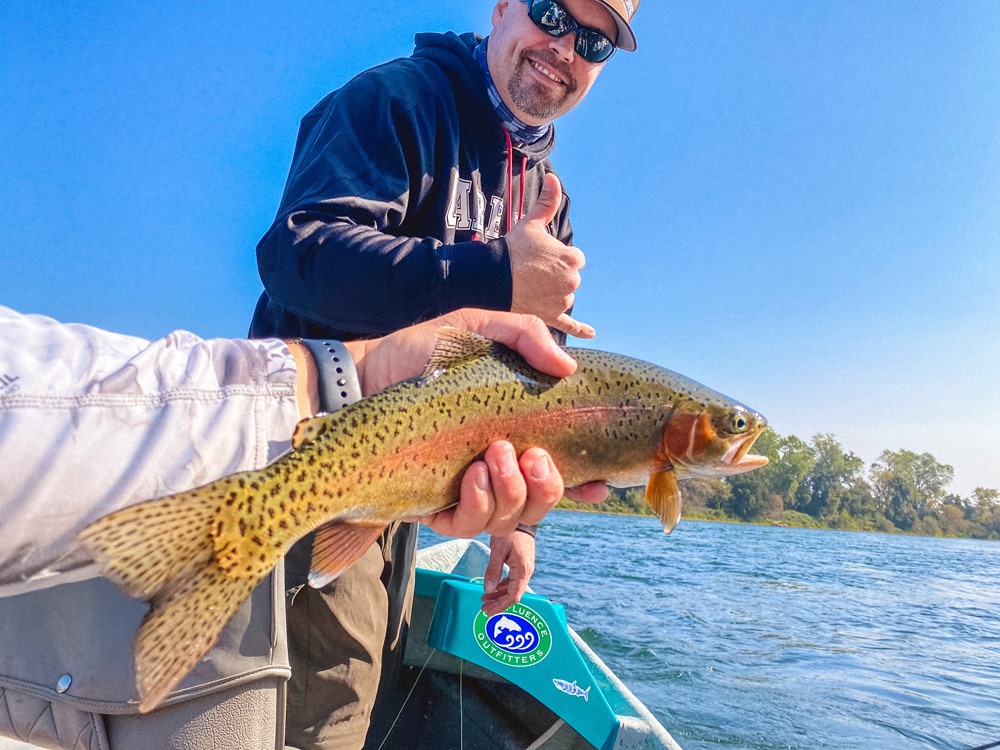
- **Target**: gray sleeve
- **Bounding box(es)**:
[0,305,301,595]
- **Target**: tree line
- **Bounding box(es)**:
[558,430,1000,540]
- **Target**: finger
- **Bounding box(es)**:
[483,543,508,594]
[482,441,526,536]
[505,568,532,608]
[504,548,534,609]
[426,461,494,537]
[482,579,525,616]
[360,308,577,394]
[522,172,563,228]
[564,481,609,504]
[481,580,513,615]
[563,245,586,271]
[517,448,566,527]
[551,312,595,340]
[560,292,576,315]
[438,310,578,377]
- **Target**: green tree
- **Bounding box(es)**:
[794,433,867,519]
[679,478,731,512]
[769,434,815,509]
[968,487,1000,538]
[871,449,954,525]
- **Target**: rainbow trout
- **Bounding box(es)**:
[79,329,767,711]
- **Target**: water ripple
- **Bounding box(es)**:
[524,512,1000,750]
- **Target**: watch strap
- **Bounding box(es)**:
[299,339,362,413]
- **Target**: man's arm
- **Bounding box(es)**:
[255,72,592,339]
[256,73,513,335]
[0,306,585,596]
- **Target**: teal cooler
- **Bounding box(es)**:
[417,570,621,750]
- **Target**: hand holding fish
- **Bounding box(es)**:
[351,307,579,395]
[359,309,593,544]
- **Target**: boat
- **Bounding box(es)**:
[0,539,682,750]
[374,538,683,750]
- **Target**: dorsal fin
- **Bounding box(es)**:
[291,415,329,450]
[421,327,496,379]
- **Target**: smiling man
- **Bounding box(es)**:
[249,2,640,748]
[489,0,635,123]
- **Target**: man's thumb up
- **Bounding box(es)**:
[519,172,563,229]
[506,172,594,340]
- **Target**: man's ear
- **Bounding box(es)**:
[492,0,512,26]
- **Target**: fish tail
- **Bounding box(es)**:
[77,479,261,711]
[134,559,259,712]
[78,485,222,600]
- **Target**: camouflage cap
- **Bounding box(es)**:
[592,0,639,52]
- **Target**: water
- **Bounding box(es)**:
[428,512,1000,750]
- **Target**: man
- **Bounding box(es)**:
[0,305,594,749]
[249,1,640,747]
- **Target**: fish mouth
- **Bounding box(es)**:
[668,426,768,480]
[722,429,769,473]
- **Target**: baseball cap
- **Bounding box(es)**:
[593,0,639,52]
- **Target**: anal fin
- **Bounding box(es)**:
[645,466,682,534]
[309,521,387,588]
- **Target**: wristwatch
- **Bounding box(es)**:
[298,339,362,413]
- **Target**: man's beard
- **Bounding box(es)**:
[507,51,578,121]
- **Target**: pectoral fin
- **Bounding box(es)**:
[645,466,682,534]
[292,415,330,450]
[308,521,386,588]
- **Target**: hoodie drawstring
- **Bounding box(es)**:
[502,125,528,234]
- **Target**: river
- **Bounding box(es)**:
[510,511,1000,750]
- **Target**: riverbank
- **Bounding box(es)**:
[553,498,999,541]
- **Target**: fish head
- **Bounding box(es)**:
[658,397,769,480]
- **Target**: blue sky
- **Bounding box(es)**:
[2,1,997,496]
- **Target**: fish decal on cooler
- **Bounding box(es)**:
[553,679,591,701]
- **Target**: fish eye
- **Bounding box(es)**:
[728,412,750,433]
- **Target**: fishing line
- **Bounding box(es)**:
[374,647,438,750]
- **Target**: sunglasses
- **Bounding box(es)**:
[523,0,617,64]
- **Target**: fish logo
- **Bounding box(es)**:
[493,615,523,639]
[473,602,552,667]
[553,679,591,701]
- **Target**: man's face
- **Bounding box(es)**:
[487,0,616,126]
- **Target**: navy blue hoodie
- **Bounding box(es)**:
[249,32,573,341]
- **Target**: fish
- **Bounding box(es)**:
[77,328,768,712]
[494,615,523,637]
[553,679,591,701]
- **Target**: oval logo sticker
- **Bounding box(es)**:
[473,603,552,667]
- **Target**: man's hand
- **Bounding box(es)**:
[348,308,577,398]
[482,530,535,617]
[415,442,564,538]
[505,173,594,340]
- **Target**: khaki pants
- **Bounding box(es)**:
[284,522,417,750]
